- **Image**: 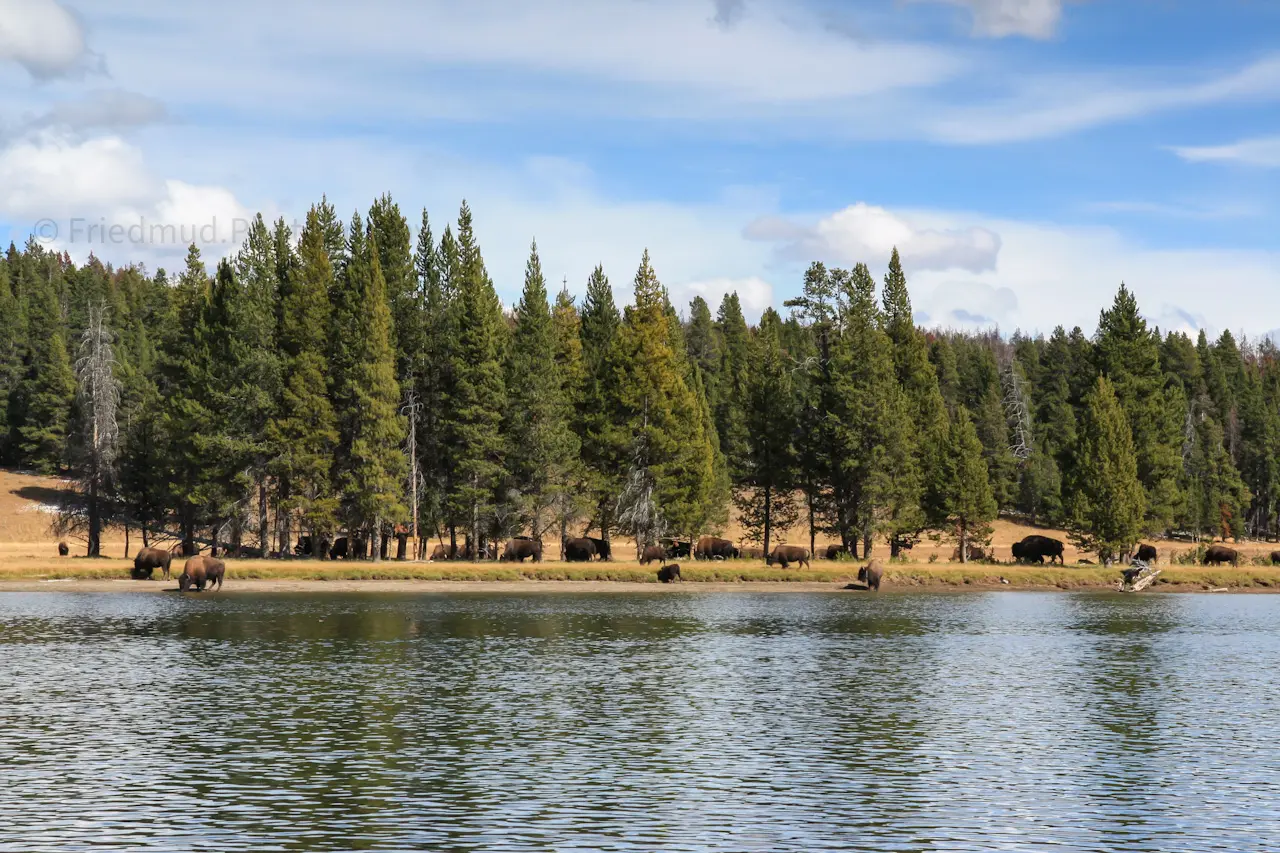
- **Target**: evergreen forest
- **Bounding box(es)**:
[1,195,1271,564]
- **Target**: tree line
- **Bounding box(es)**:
[0,194,1272,563]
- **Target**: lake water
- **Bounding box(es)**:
[1,591,1278,852]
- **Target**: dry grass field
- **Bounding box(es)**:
[4,466,1279,590]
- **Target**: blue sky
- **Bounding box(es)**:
[1,0,1278,337]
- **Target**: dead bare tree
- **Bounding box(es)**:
[999,355,1034,461]
[74,301,121,557]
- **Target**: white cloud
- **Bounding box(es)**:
[1171,136,1280,168]
[0,132,252,265]
[914,0,1063,39]
[0,0,91,78]
[25,89,168,133]
[746,202,1002,274]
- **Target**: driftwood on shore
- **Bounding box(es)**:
[1119,560,1161,593]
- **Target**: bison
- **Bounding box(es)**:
[662,539,692,559]
[1135,543,1158,564]
[657,564,682,583]
[825,545,848,561]
[952,545,987,562]
[1271,551,1280,566]
[586,537,612,561]
[57,541,69,557]
[640,545,667,565]
[858,560,884,591]
[133,546,173,581]
[562,537,598,562]
[740,546,764,560]
[329,537,349,560]
[500,538,543,563]
[767,544,810,570]
[1203,544,1238,566]
[695,536,737,561]
[179,556,225,592]
[1012,535,1064,565]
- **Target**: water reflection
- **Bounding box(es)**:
[1,591,1278,851]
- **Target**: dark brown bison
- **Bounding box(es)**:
[767,544,810,569]
[657,564,682,583]
[500,538,543,563]
[740,546,764,559]
[1271,550,1280,566]
[640,545,667,565]
[429,543,454,562]
[57,541,69,556]
[562,538,597,562]
[695,536,737,560]
[1012,535,1064,565]
[586,537,612,561]
[133,546,173,581]
[1135,544,1158,564]
[858,560,884,591]
[179,556,225,592]
[825,545,848,560]
[1203,545,1238,566]
[662,539,692,559]
[330,537,349,560]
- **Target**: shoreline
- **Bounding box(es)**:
[0,576,1271,594]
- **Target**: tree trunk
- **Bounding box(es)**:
[959,522,968,564]
[449,524,457,560]
[258,479,269,558]
[182,506,195,557]
[807,491,816,561]
[372,516,382,563]
[124,523,130,561]
[763,485,772,557]
[87,476,101,558]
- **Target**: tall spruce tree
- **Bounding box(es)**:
[267,206,340,548]
[332,216,407,560]
[551,286,591,544]
[0,258,25,464]
[736,308,797,553]
[12,243,75,472]
[444,202,506,554]
[938,407,996,563]
[368,193,420,394]
[1069,375,1146,561]
[578,264,624,541]
[413,209,450,550]
[1095,284,1182,532]
[504,241,580,537]
[715,292,750,474]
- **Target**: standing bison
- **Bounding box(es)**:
[767,545,810,570]
[500,538,543,563]
[695,536,737,560]
[657,564,682,583]
[1011,535,1065,565]
[662,539,692,559]
[57,541,69,557]
[825,545,848,561]
[179,556,225,592]
[740,546,764,560]
[858,560,884,592]
[562,538,598,562]
[133,546,173,581]
[1270,551,1280,566]
[1135,544,1158,564]
[585,537,612,561]
[640,545,667,565]
[1203,545,1238,566]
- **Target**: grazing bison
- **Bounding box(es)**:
[500,538,543,563]
[1135,544,1158,564]
[57,541,68,557]
[858,560,884,592]
[1271,551,1280,566]
[586,537,612,561]
[133,546,173,581]
[767,544,811,570]
[657,564,682,583]
[1203,544,1239,566]
[695,536,736,560]
[179,556,225,592]
[429,543,456,562]
[640,545,667,565]
[825,545,848,561]
[662,539,692,559]
[562,538,598,562]
[740,546,764,560]
[1012,535,1065,565]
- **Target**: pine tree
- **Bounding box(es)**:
[1095,284,1182,532]
[735,308,798,554]
[332,216,408,560]
[550,286,591,544]
[715,292,750,474]
[611,250,719,543]
[267,205,340,547]
[0,259,24,463]
[578,264,624,540]
[504,241,580,537]
[938,407,997,563]
[413,209,451,549]
[368,193,421,393]
[11,242,75,472]
[444,201,506,553]
[1069,376,1146,561]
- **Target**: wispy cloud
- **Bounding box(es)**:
[1170,135,1280,168]
[910,0,1064,40]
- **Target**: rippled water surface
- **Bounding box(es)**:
[2,591,1279,851]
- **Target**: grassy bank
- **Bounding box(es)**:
[3,556,1280,590]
